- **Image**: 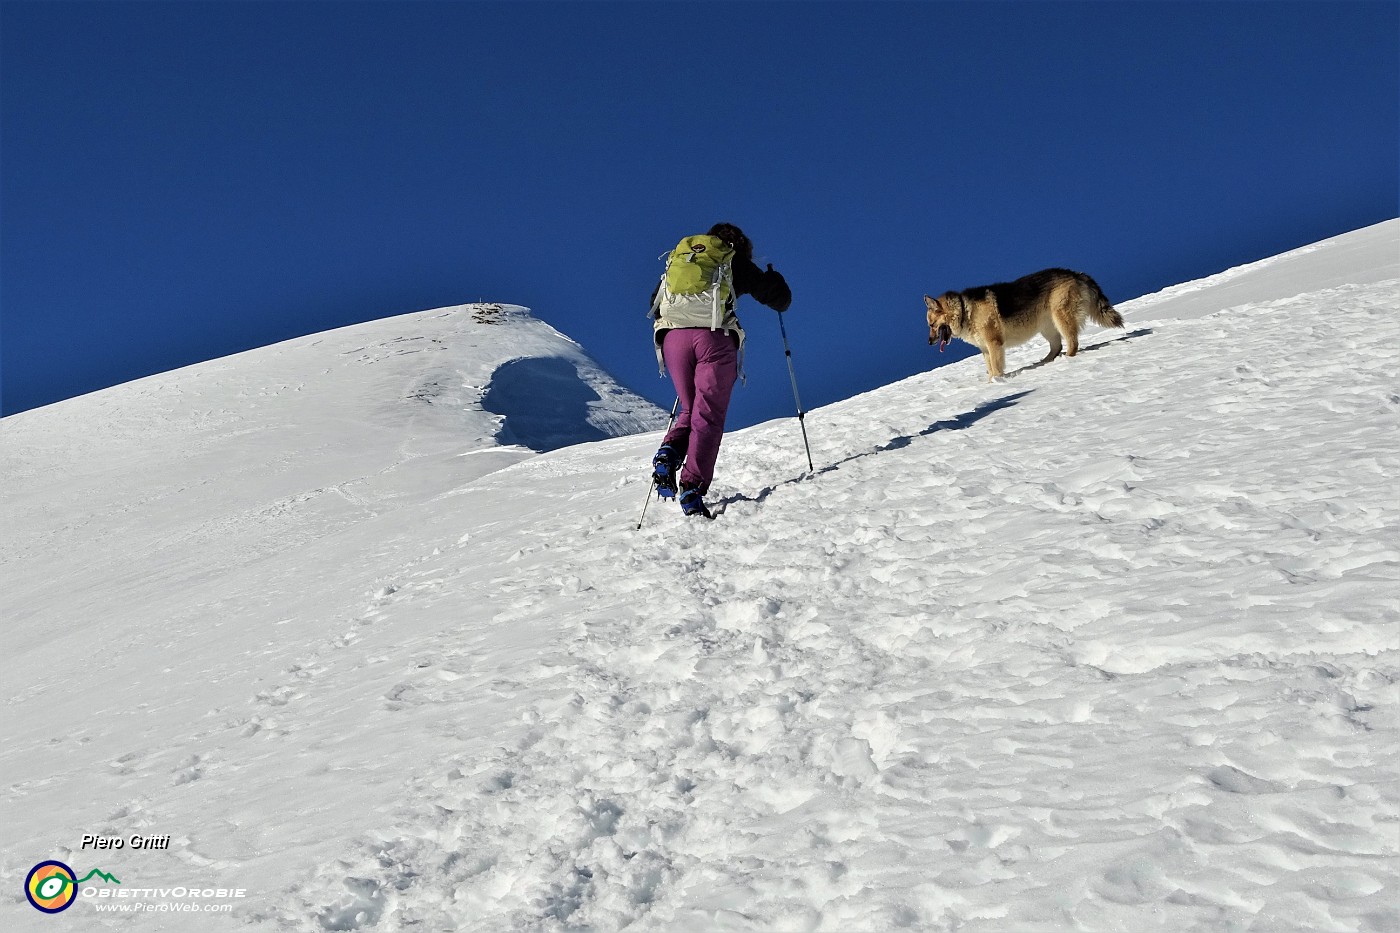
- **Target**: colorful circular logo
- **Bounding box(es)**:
[26,861,78,913]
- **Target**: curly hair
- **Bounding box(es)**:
[707,223,754,262]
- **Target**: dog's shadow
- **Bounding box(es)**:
[1004,327,1153,379]
[715,390,1033,514]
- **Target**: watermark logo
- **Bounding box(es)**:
[25,861,77,914]
[25,861,121,914]
[25,855,246,915]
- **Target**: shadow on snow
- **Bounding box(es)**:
[482,357,609,452]
[715,389,1034,514]
[1003,327,1154,379]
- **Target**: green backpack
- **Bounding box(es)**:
[650,235,736,329]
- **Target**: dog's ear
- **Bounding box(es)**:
[924,294,938,311]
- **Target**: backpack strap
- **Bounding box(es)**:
[710,261,734,331]
[649,272,665,318]
[710,266,722,331]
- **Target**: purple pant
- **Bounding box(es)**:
[661,328,739,495]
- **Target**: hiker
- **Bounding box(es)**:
[649,222,791,518]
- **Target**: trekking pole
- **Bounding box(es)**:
[776,310,815,473]
[635,397,681,530]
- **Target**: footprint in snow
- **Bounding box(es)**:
[235,715,284,739]
[383,683,418,711]
[1205,764,1288,795]
[172,755,204,786]
[253,684,300,707]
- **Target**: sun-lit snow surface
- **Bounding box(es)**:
[1114,219,1399,324]
[1,301,665,640]
[2,222,1397,932]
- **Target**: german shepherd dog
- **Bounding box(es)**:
[925,269,1124,380]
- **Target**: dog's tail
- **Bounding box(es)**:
[1078,274,1124,329]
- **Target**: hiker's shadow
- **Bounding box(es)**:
[1005,328,1153,379]
[716,390,1033,513]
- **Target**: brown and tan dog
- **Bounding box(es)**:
[925,268,1124,380]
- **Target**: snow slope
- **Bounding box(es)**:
[2,223,1398,932]
[1116,218,1399,323]
[1,302,665,642]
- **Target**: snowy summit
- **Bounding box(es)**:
[2,221,1398,932]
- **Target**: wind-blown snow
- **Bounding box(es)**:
[2,223,1397,932]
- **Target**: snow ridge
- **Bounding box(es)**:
[0,302,666,646]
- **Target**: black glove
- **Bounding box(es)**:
[764,264,792,313]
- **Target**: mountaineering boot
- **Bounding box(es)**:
[678,483,713,519]
[651,444,681,499]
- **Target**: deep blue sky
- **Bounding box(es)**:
[3,2,1396,428]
